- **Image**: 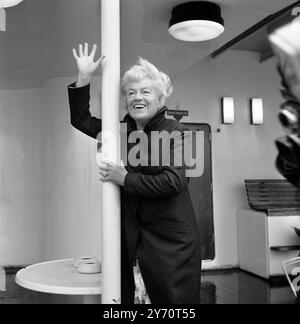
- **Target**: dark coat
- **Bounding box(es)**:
[68,83,202,304]
[276,136,300,188]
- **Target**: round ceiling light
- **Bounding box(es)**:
[0,0,23,8]
[168,1,225,42]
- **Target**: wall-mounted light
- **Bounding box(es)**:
[0,0,23,8]
[0,0,23,32]
[251,98,264,125]
[222,97,235,124]
[168,1,225,42]
[0,8,5,31]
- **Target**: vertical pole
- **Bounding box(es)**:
[101,0,121,304]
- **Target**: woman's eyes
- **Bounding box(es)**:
[128,90,151,96]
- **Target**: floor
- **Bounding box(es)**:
[200,269,299,304]
[0,267,298,304]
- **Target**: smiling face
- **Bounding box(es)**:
[125,78,163,129]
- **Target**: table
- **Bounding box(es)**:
[238,208,300,279]
[15,259,102,304]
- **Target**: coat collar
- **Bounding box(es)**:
[122,106,168,132]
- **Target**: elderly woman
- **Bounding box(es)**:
[68,43,201,304]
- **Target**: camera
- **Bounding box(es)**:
[274,78,300,174]
[278,98,300,135]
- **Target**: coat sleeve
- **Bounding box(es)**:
[124,168,188,198]
[123,131,191,198]
[68,82,102,139]
[276,136,300,188]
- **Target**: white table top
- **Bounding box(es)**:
[15,259,102,295]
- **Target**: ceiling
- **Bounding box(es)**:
[0,0,298,89]
[213,0,300,61]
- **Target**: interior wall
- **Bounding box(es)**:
[167,50,285,269]
[0,76,103,266]
[0,87,44,266]
[42,77,102,261]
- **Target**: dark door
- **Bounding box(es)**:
[184,123,215,260]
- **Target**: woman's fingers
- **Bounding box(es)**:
[95,55,105,68]
[79,43,84,57]
[99,162,116,176]
[99,160,115,168]
[99,170,109,177]
[90,44,97,59]
[99,164,110,172]
[99,161,122,173]
[72,48,79,60]
[105,160,118,167]
[74,43,103,67]
[84,42,89,56]
[99,170,112,182]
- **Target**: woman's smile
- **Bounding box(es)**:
[132,103,147,110]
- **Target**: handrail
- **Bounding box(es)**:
[211,0,300,59]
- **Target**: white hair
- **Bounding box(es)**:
[121,57,173,109]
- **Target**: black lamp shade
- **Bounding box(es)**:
[169,2,224,27]
[168,1,225,41]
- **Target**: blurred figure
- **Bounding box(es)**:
[275,65,300,188]
[271,19,300,188]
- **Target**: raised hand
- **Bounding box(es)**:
[72,43,105,87]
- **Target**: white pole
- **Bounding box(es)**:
[101,0,121,304]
